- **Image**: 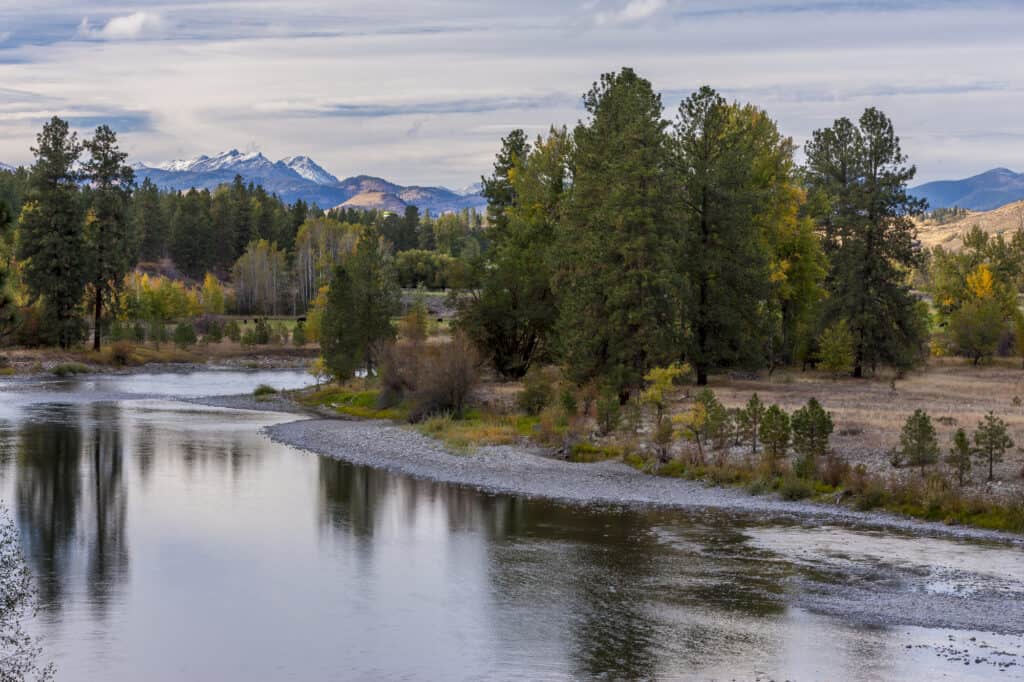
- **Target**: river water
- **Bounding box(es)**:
[0,370,1020,681]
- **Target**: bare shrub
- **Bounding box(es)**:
[408,333,480,421]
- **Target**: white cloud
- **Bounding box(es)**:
[595,0,668,25]
[77,12,165,41]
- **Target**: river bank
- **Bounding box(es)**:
[247,408,1023,548]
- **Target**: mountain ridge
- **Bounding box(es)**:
[132,150,486,215]
[911,168,1024,211]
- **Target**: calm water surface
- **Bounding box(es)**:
[0,371,1020,681]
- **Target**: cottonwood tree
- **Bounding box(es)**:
[459,129,568,377]
[805,109,927,377]
[554,68,677,396]
[82,125,135,351]
[17,117,87,347]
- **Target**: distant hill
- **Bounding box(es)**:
[916,199,1024,250]
[0,162,15,172]
[337,191,407,213]
[911,168,1024,211]
[132,149,487,214]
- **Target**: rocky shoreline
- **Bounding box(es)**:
[253,411,1023,547]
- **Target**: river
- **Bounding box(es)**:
[0,370,1020,680]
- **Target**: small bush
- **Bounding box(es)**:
[517,367,555,416]
[109,341,134,367]
[778,476,815,501]
[408,333,479,421]
[292,321,307,347]
[225,320,242,342]
[253,384,278,400]
[52,362,92,377]
[173,322,197,349]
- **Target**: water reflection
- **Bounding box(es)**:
[0,372,1018,681]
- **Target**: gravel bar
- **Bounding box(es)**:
[265,416,1024,546]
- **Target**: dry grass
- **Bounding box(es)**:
[703,362,1024,499]
[916,199,1024,250]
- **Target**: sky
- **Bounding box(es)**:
[0,0,1023,188]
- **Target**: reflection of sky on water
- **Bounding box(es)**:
[0,371,1019,681]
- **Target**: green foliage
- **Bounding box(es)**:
[736,393,765,453]
[82,124,135,351]
[517,366,555,416]
[673,87,789,385]
[553,68,677,396]
[817,319,855,379]
[225,320,241,342]
[900,409,939,474]
[948,298,1005,364]
[675,388,729,462]
[253,384,278,400]
[173,321,197,348]
[320,233,401,381]
[778,476,815,500]
[17,117,87,348]
[805,108,927,377]
[946,428,972,487]
[52,362,92,376]
[760,405,791,469]
[458,129,567,378]
[595,390,621,436]
[791,398,833,477]
[973,412,1013,481]
[292,321,307,347]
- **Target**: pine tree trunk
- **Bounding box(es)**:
[93,287,102,351]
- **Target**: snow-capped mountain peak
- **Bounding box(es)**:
[0,162,15,172]
[150,149,274,174]
[281,156,339,185]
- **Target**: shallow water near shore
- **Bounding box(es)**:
[0,371,1021,680]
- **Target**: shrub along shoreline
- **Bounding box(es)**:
[291,372,1024,536]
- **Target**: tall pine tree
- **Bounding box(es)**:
[17,117,87,348]
[553,68,677,396]
[805,109,927,377]
[83,125,135,350]
[320,231,401,381]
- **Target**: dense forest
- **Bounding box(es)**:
[4,67,1024,397]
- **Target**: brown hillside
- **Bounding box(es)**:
[334,191,406,213]
[917,200,1024,250]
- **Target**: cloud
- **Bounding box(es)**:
[76,12,165,41]
[594,0,668,25]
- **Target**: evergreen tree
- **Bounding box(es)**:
[899,409,939,475]
[17,116,87,348]
[973,412,1013,482]
[737,393,765,453]
[0,200,15,338]
[170,190,212,278]
[320,233,401,381]
[459,128,568,377]
[553,68,677,396]
[481,129,529,234]
[82,125,135,351]
[134,178,168,261]
[805,109,927,377]
[760,404,791,470]
[818,319,855,379]
[673,88,787,384]
[946,428,971,487]
[791,398,833,476]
